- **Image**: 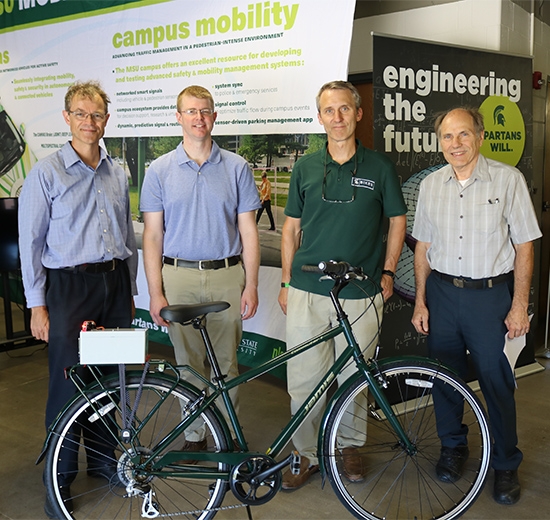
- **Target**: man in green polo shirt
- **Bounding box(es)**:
[278,80,407,490]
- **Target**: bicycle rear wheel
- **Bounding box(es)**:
[322,359,491,520]
[44,374,229,519]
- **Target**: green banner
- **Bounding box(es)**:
[131,309,286,380]
[0,0,165,33]
[132,307,171,346]
[238,331,286,380]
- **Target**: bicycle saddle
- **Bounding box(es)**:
[160,302,230,324]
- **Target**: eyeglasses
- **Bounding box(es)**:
[322,149,358,204]
[179,108,215,117]
[68,110,107,122]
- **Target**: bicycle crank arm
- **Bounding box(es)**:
[252,452,299,483]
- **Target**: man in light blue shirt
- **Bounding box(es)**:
[140,85,260,450]
[18,80,137,517]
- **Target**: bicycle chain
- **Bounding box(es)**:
[156,502,248,517]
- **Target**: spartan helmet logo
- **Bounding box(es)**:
[493,105,506,127]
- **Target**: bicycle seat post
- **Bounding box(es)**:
[192,317,227,387]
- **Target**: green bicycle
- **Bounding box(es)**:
[39,260,491,519]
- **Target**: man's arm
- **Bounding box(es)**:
[18,169,51,342]
[505,241,534,338]
[381,214,406,301]
[237,210,260,320]
[411,240,432,335]
[142,211,169,327]
[278,216,301,315]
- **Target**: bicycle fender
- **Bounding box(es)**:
[36,377,108,466]
[316,355,457,474]
[36,370,231,465]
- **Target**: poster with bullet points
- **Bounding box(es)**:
[0,0,355,162]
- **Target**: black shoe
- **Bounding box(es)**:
[88,465,124,488]
[44,486,73,519]
[436,446,469,483]
[494,469,520,505]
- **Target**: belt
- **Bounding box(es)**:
[433,270,513,289]
[61,259,121,274]
[163,255,240,270]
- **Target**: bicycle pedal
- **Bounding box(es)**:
[290,451,301,475]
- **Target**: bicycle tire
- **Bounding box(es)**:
[44,374,230,519]
[322,359,491,520]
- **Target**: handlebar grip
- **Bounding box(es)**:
[301,264,323,274]
[318,260,351,276]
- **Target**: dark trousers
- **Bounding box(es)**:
[426,272,523,471]
[256,199,275,229]
[45,262,132,485]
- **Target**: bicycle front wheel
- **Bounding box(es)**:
[44,374,229,520]
[322,359,491,520]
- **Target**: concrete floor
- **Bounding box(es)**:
[0,302,549,519]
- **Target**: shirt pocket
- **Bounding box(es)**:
[472,202,503,236]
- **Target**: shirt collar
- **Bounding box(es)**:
[177,139,221,166]
[442,154,491,184]
[325,139,365,166]
[61,141,111,170]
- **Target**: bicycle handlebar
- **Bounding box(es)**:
[301,260,366,281]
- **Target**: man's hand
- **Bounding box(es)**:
[278,287,288,315]
[240,285,258,320]
[411,303,430,335]
[30,305,50,342]
[505,305,530,339]
[149,294,170,327]
[380,274,394,301]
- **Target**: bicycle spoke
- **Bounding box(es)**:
[45,376,229,519]
[323,360,491,520]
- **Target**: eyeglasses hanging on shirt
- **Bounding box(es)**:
[321,149,358,204]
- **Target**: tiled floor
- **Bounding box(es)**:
[0,302,549,519]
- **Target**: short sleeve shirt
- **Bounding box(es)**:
[140,141,260,260]
[412,155,541,278]
[285,142,407,298]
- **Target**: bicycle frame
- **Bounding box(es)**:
[40,263,493,520]
[38,275,415,480]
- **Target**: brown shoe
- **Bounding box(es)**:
[180,438,207,464]
[342,447,365,482]
[281,455,319,491]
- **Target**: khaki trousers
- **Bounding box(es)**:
[163,262,245,441]
[286,287,384,465]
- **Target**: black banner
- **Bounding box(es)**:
[373,34,534,367]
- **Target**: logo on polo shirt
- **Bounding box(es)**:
[352,177,375,190]
[479,96,525,167]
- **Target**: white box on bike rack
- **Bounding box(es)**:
[79,328,148,364]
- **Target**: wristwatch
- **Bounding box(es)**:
[281,282,290,288]
[382,269,395,278]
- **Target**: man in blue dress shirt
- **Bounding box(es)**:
[18,80,138,517]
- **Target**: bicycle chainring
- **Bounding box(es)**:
[229,455,281,505]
